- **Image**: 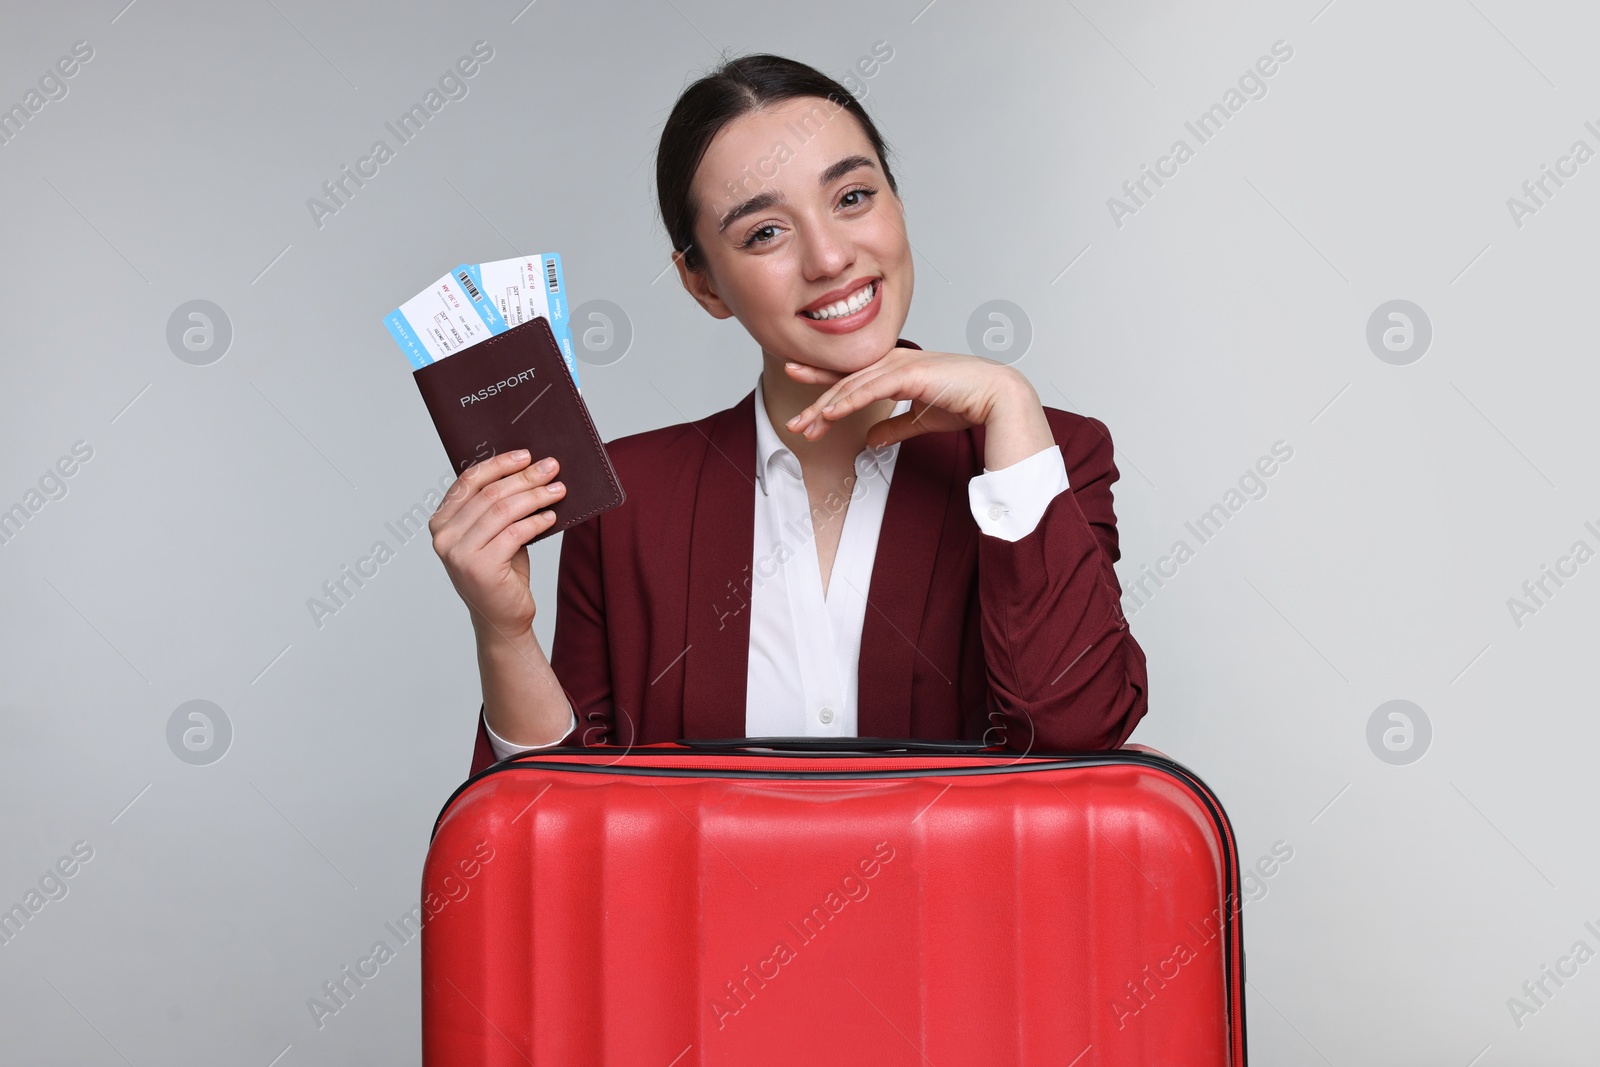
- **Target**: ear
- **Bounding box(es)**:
[674,249,735,320]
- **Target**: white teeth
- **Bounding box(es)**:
[803,281,876,320]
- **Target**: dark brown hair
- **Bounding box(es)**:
[655,53,899,272]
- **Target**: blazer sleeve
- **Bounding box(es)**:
[977,414,1148,751]
[549,512,617,746]
[466,515,613,778]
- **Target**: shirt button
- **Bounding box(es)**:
[818,707,835,724]
[988,503,1008,521]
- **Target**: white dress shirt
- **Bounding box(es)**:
[485,373,1071,758]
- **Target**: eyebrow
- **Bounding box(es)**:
[716,154,879,233]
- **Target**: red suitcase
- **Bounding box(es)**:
[421,739,1247,1065]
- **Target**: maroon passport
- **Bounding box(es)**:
[412,315,624,544]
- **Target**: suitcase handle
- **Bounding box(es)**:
[676,736,998,754]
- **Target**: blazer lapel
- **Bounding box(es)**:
[681,390,758,739]
[855,337,959,739]
[856,426,959,738]
[678,339,956,742]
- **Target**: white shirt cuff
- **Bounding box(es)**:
[484,701,577,761]
[967,444,1071,542]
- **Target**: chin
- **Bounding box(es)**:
[789,314,908,375]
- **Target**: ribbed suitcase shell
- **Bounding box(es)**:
[422,743,1246,1065]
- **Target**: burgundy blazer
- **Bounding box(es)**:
[468,340,1148,777]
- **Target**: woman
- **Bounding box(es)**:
[429,54,1148,777]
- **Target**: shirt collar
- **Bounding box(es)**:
[752,373,912,496]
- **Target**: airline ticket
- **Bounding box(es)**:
[384,253,580,390]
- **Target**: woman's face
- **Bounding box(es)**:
[678,96,914,375]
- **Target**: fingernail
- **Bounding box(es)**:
[822,403,835,413]
[512,449,530,460]
[547,481,564,492]
[539,457,556,472]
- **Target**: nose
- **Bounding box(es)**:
[797,212,855,284]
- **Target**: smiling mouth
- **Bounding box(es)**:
[800,280,879,320]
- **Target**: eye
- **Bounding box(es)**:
[738,186,879,250]
[839,185,878,210]
[741,223,781,250]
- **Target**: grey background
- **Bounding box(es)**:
[1,0,1595,1063]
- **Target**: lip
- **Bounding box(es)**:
[798,277,879,314]
[797,278,883,335]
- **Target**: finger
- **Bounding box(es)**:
[490,505,563,554]
[442,456,561,545]
[788,346,920,433]
[795,370,895,442]
[785,356,896,434]
[788,368,889,436]
[870,404,921,447]
[864,407,933,449]
[801,368,907,438]
[460,479,568,556]
[433,450,536,529]
[782,360,845,385]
